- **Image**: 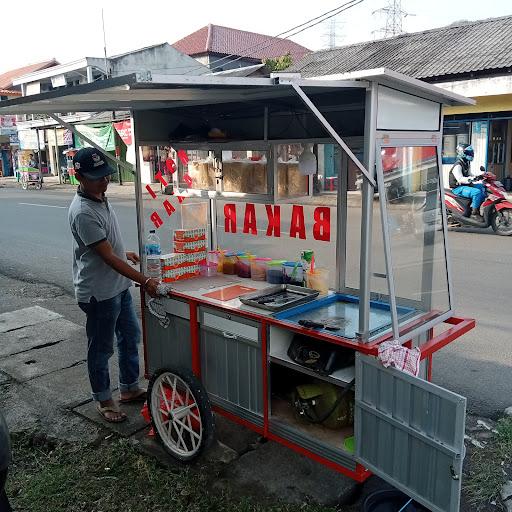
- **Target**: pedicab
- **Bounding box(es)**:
[19,166,42,190]
[0,69,476,512]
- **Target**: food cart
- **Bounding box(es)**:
[0,69,476,512]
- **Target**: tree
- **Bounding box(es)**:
[263,53,293,72]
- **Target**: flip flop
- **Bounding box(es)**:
[97,405,127,423]
[119,390,147,404]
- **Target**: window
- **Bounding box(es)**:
[442,121,470,164]
[276,144,308,199]
[222,150,268,194]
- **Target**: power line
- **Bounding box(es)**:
[118,0,365,76]
[372,0,414,38]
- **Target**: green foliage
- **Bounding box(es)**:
[263,53,293,72]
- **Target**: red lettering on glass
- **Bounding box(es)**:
[177,150,188,166]
[163,199,176,217]
[165,158,176,174]
[265,205,281,237]
[183,173,193,188]
[289,205,306,240]
[150,211,163,229]
[313,207,331,242]
[243,203,257,235]
[145,184,157,199]
[224,203,237,233]
[155,171,168,187]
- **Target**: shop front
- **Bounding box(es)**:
[442,95,512,190]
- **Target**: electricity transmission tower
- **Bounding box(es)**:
[322,16,345,49]
[373,0,414,38]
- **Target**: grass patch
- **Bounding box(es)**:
[464,417,512,510]
[6,431,335,512]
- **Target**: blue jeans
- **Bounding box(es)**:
[79,289,141,402]
[452,184,486,209]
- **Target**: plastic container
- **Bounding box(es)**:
[266,260,286,284]
[200,262,218,277]
[144,230,161,256]
[282,261,303,286]
[362,489,428,511]
[222,253,238,275]
[236,255,252,278]
[250,257,271,281]
[306,268,329,294]
[146,255,162,280]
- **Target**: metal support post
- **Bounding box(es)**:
[357,84,378,341]
[54,127,60,184]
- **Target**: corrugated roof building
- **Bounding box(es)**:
[290,15,512,183]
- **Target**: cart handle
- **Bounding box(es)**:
[417,316,475,360]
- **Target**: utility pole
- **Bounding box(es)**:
[372,0,414,38]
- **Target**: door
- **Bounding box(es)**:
[355,355,466,512]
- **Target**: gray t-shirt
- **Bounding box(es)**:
[68,190,132,303]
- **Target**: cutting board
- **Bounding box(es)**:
[202,285,257,302]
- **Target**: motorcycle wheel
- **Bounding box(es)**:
[491,210,512,236]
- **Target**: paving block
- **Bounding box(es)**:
[0,306,61,333]
[73,389,148,437]
[1,333,86,382]
[0,317,83,358]
[214,413,261,455]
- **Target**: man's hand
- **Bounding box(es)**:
[126,252,140,265]
[144,278,160,298]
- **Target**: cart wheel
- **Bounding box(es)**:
[21,180,28,190]
[35,182,42,190]
[148,367,215,462]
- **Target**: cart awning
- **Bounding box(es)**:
[0,68,472,116]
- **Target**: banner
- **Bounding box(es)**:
[18,129,45,150]
[74,124,115,151]
[113,120,132,145]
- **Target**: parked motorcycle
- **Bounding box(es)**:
[444,167,512,236]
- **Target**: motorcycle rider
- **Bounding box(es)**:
[449,143,486,221]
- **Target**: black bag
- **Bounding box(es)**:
[287,334,355,376]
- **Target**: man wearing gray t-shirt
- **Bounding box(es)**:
[69,148,159,423]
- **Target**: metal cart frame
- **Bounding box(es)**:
[0,69,476,512]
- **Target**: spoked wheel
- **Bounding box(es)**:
[35,182,42,190]
[491,210,512,236]
[21,179,28,190]
[148,367,214,462]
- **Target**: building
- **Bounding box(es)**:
[0,59,58,176]
[12,43,209,183]
[289,15,512,183]
[173,24,310,73]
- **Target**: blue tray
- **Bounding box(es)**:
[273,293,415,339]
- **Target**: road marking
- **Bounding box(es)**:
[18,202,67,209]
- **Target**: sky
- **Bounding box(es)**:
[1,0,511,75]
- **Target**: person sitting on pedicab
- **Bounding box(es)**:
[449,143,486,221]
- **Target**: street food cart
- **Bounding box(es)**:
[0,69,476,512]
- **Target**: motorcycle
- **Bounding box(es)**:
[444,167,512,236]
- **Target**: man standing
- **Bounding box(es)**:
[449,143,486,221]
[68,147,159,423]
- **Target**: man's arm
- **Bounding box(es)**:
[452,163,473,185]
[93,240,159,297]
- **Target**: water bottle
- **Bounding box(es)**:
[145,230,161,256]
[145,230,162,280]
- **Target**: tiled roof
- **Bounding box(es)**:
[172,24,310,62]
[289,15,512,80]
[0,59,58,89]
[0,89,21,97]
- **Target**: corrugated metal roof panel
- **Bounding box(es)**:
[290,15,512,79]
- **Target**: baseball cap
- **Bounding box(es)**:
[73,147,115,180]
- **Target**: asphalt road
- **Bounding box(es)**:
[1,186,511,417]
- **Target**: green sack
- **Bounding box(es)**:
[292,382,354,430]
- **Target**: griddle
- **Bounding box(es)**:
[240,284,319,312]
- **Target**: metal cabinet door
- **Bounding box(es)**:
[355,355,466,512]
